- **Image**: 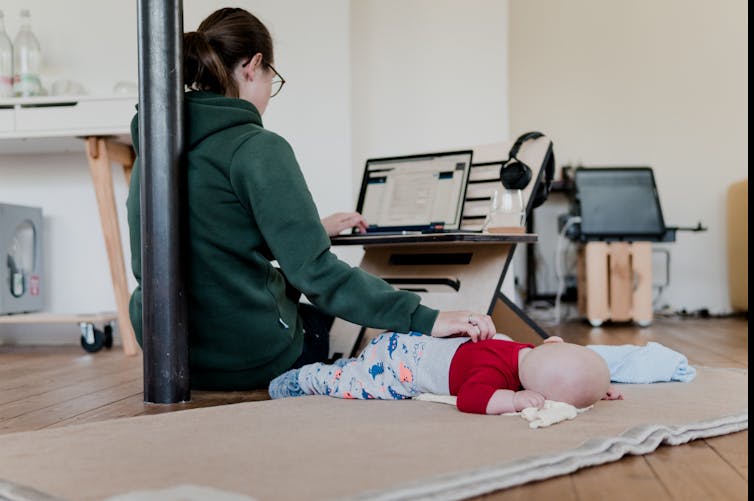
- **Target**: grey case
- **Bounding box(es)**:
[0,203,44,314]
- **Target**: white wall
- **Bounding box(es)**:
[0,0,353,343]
[350,0,510,193]
[350,0,517,302]
[509,0,748,313]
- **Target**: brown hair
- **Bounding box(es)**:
[183,8,274,97]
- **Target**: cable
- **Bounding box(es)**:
[552,216,581,325]
[652,285,665,306]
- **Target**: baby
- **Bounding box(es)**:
[269,332,623,414]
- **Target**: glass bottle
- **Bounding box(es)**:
[12,9,42,97]
[0,10,13,98]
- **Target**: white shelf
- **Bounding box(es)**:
[0,94,136,106]
[0,94,137,154]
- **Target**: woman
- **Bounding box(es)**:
[126,7,495,390]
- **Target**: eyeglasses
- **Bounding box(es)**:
[266,63,285,98]
[242,57,286,98]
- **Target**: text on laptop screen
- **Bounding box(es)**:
[357,151,473,232]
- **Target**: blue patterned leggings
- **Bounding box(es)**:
[298,331,428,399]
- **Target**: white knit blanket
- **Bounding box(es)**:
[415,394,591,428]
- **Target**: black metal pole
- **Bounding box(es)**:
[136,0,190,403]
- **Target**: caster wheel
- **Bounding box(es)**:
[80,323,106,353]
[103,324,114,349]
[589,319,603,328]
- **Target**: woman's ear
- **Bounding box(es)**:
[241,52,264,82]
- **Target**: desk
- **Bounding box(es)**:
[329,232,548,357]
[328,135,554,355]
[0,95,139,355]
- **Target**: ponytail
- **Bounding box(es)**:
[183,30,237,96]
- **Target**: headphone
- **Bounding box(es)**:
[499,131,555,209]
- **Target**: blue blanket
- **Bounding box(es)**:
[588,342,696,383]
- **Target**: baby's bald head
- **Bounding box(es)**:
[518,342,610,408]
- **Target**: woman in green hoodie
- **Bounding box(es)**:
[126,7,496,391]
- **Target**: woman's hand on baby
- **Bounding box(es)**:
[513,390,545,411]
[321,212,369,236]
[430,311,496,342]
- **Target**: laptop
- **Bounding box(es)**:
[573,167,667,241]
[349,149,474,235]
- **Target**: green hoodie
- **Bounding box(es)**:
[126,91,438,390]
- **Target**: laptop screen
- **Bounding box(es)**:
[355,150,474,233]
[574,167,666,239]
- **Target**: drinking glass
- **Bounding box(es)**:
[482,188,525,233]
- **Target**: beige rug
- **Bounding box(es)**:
[0,367,747,501]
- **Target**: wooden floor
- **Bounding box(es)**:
[0,316,748,500]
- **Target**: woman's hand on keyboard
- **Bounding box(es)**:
[321,212,368,236]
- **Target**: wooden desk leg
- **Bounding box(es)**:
[85,137,140,356]
[104,139,136,186]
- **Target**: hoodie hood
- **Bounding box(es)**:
[130,91,264,154]
[185,91,264,150]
